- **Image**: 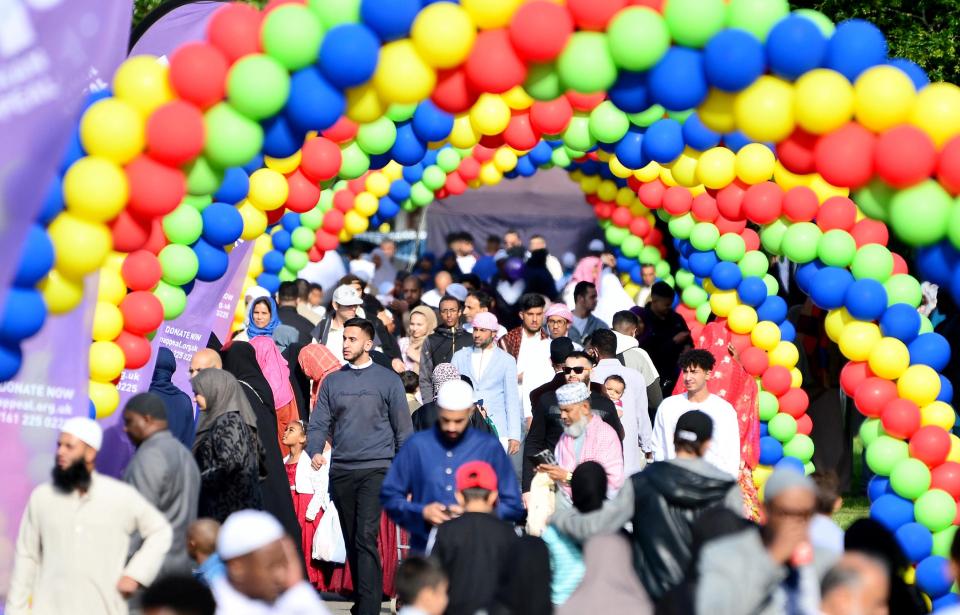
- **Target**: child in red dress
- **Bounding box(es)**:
[282,420,327,586]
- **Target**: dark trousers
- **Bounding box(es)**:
[330,467,386,615]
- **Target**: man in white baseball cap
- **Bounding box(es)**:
[311,284,365,364]
[7,417,173,614]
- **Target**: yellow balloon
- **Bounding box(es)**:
[772,160,810,192]
[238,200,268,240]
[751,321,781,351]
[113,55,174,116]
[615,187,634,207]
[897,364,941,407]
[709,290,739,317]
[461,0,520,28]
[382,161,404,181]
[79,99,145,165]
[470,93,511,136]
[696,147,737,189]
[580,174,601,195]
[247,255,264,278]
[867,337,910,380]
[48,213,112,279]
[608,156,633,179]
[790,367,803,388]
[659,165,678,187]
[734,76,795,143]
[104,251,126,272]
[89,340,125,382]
[502,86,533,110]
[264,151,302,174]
[92,302,124,342]
[97,267,126,306]
[634,161,661,183]
[727,305,759,334]
[911,82,960,148]
[838,321,881,362]
[699,88,737,133]
[824,308,854,342]
[366,172,391,197]
[254,233,274,255]
[854,65,917,132]
[89,379,120,419]
[597,180,617,202]
[948,435,960,464]
[411,2,476,68]
[248,168,289,211]
[41,269,86,314]
[670,149,700,187]
[807,174,849,202]
[735,143,775,185]
[62,157,129,223]
[493,147,518,172]
[346,83,386,123]
[794,69,854,134]
[338,229,353,243]
[752,464,773,491]
[702,279,717,295]
[354,191,379,216]
[921,401,956,431]
[769,341,799,369]
[344,209,369,235]
[373,39,437,105]
[449,113,481,148]
[479,162,503,185]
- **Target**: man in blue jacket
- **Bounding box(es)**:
[381,379,524,554]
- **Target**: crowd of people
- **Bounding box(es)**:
[6,229,958,615]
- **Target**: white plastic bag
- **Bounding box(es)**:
[312,501,346,563]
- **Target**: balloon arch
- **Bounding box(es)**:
[5,0,960,602]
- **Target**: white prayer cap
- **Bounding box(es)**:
[61,417,103,451]
[437,379,475,412]
[217,510,284,560]
[556,382,590,406]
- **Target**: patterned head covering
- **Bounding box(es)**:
[556,382,590,406]
[432,363,461,390]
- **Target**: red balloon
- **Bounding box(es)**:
[346,178,366,194]
[308,246,323,262]
[458,157,480,181]
[110,210,151,253]
[168,42,228,110]
[761,365,792,396]
[874,125,936,188]
[479,133,506,149]
[146,101,205,166]
[445,172,467,195]
[465,29,527,94]
[936,135,960,194]
[646,228,665,250]
[729,332,752,354]
[125,156,186,219]
[777,128,818,174]
[637,180,666,209]
[796,413,813,436]
[853,376,899,418]
[473,146,495,162]
[840,361,873,397]
[740,347,769,376]
[435,187,449,200]
[284,169,321,213]
[503,112,541,150]
[931,462,960,499]
[206,3,261,63]
[314,230,339,252]
[114,331,152,370]
[321,209,344,234]
[850,218,889,247]
[910,426,952,468]
[778,388,810,418]
[662,186,692,215]
[891,252,909,276]
[880,398,921,439]
[611,207,632,228]
[741,182,783,225]
[263,0,303,13]
[508,1,574,62]
[565,91,606,112]
[594,202,614,219]
[300,137,342,183]
[691,193,718,222]
[529,97,573,135]
[143,218,167,255]
[265,207,286,225]
[629,216,651,238]
[321,116,358,143]
[814,122,876,189]
[121,250,162,292]
[740,228,760,251]
[714,214,747,234]
[431,67,479,114]
[120,291,164,336]
[816,196,857,231]
[782,186,819,223]
[566,0,627,30]
[716,181,746,220]
[333,190,355,213]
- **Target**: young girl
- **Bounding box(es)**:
[603,375,626,418]
[282,420,328,587]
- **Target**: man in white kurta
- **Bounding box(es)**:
[6,418,172,615]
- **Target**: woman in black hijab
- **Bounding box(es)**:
[149,347,196,448]
[222,342,301,544]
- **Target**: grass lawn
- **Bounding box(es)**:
[834,436,870,530]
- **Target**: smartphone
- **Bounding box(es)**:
[533,449,557,467]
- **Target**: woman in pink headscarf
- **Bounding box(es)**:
[563,256,635,327]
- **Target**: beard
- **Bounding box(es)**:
[563,416,589,438]
[52,458,92,493]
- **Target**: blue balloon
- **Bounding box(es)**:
[181,279,195,296]
[192,239,230,282]
[810,267,853,310]
[319,24,380,88]
[262,250,285,274]
[678,240,694,258]
[389,122,427,166]
[688,250,719,278]
[765,15,827,79]
[271,230,292,253]
[795,259,826,295]
[201,202,245,246]
[779,320,796,343]
[615,128,646,169]
[402,163,424,183]
[825,19,887,81]
[776,457,805,474]
[360,0,420,41]
[916,243,960,287]
[257,273,281,294]
[369,214,382,227]
[704,28,765,92]
[908,333,951,372]
[389,180,411,202]
[888,58,929,90]
[608,71,649,113]
[759,422,769,437]
[0,342,22,381]
[368,152,391,170]
[916,555,953,598]
[844,278,887,321]
[280,213,300,233]
[938,375,954,404]
[262,115,304,158]
[934,593,960,612]
[213,167,250,204]
[616,255,635,273]
[285,67,345,132]
[40,179,65,224]
[868,475,893,502]
[14,225,54,287]
[422,149,439,167]
[88,399,97,419]
[515,156,537,177]
[242,153,264,175]
[528,141,553,166]
[649,47,708,111]
[378,196,400,219]
[759,436,784,465]
[643,119,684,164]
[895,522,933,564]
[722,130,756,153]
[757,295,788,323]
[879,303,921,343]
[712,261,743,290]
[0,288,45,344]
[59,129,86,175]
[870,493,914,531]
[412,100,454,143]
[738,276,768,307]
[682,113,722,151]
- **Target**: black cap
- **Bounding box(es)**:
[550,337,575,364]
[675,410,712,444]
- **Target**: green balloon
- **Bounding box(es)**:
[664,0,726,47]
[947,197,960,251]
[758,391,779,421]
[689,222,721,251]
[817,229,857,267]
[557,32,617,94]
[726,0,789,41]
[308,0,359,28]
[262,5,324,70]
[668,213,695,240]
[794,8,835,37]
[605,225,629,246]
[436,148,461,173]
[386,103,417,122]
[768,413,797,443]
[762,274,780,296]
[675,269,696,289]
[920,315,934,334]
[782,434,814,463]
[410,182,434,206]
[401,198,415,212]
[284,248,309,273]
[654,260,670,276]
[804,462,816,475]
[932,526,959,558]
[668,109,693,124]
[185,156,223,197]
[621,234,644,258]
[524,62,563,102]
[279,267,297,282]
[356,116,397,156]
[563,146,585,159]
[153,281,187,320]
[781,222,822,264]
[738,250,770,278]
[204,103,264,169]
[629,105,666,127]
[682,285,708,308]
[663,274,675,287]
[695,301,712,324]
[290,227,315,251]
[859,417,885,446]
[589,101,630,143]
[300,206,323,230]
[159,244,199,287]
[184,194,212,210]
[656,208,672,223]
[317,190,334,213]
[889,458,932,500]
[853,179,894,221]
[551,148,571,168]
[607,6,671,69]
[884,274,922,308]
[760,218,789,255]
[338,142,370,179]
[916,489,958,532]
[227,55,290,120]
[163,204,203,245]
[865,435,909,476]
[562,114,596,152]
[641,246,662,265]
[421,165,446,191]
[851,244,894,282]
[716,233,746,262]
[889,180,951,246]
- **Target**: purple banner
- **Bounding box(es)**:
[0,274,99,603]
[97,241,254,477]
[130,1,225,59]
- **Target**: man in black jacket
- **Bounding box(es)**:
[276,281,315,346]
[418,295,473,403]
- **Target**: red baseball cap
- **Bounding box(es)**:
[455,461,498,492]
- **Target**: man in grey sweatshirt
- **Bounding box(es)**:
[307,317,413,615]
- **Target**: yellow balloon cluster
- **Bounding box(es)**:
[87,256,133,419]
